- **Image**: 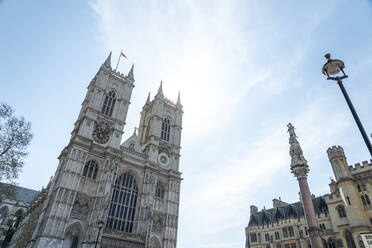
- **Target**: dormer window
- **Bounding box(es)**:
[161,118,170,142]
[101,91,116,117]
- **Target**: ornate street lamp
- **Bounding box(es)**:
[322,53,372,157]
[94,220,104,248]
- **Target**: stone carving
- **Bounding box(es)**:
[152,214,163,233]
[71,195,90,220]
[145,172,156,185]
[287,123,308,168]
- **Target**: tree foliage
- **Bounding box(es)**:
[0,102,32,182]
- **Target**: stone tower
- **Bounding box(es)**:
[327,146,368,227]
[10,53,183,248]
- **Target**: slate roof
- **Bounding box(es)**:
[0,183,39,204]
[14,186,39,203]
[248,196,328,227]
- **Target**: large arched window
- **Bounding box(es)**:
[161,118,170,142]
[101,91,116,117]
[82,160,98,179]
[336,205,347,218]
[106,173,138,233]
[155,181,165,199]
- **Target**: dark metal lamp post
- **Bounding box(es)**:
[94,220,104,248]
[322,53,372,157]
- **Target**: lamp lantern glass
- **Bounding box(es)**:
[322,53,347,78]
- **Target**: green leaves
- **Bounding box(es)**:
[0,103,33,183]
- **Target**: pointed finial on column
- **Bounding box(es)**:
[176,90,182,106]
[103,51,112,69]
[287,123,309,177]
[128,64,134,80]
[155,81,164,98]
[146,92,151,104]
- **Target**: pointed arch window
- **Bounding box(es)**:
[336,205,347,218]
[155,181,165,199]
[106,173,138,233]
[101,91,116,117]
[82,160,98,179]
[161,118,170,142]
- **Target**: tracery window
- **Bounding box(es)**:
[129,143,135,151]
[155,181,165,199]
[106,173,138,233]
[101,91,116,117]
[82,160,98,179]
[337,205,347,218]
[160,118,170,141]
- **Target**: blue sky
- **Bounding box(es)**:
[1,1,372,247]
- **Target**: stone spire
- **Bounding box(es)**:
[155,81,164,98]
[128,64,134,80]
[176,91,182,106]
[288,123,309,177]
[103,51,112,69]
[146,92,151,105]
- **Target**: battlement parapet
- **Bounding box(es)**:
[327,145,345,160]
[349,159,372,172]
[111,69,133,82]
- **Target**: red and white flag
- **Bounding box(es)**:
[121,51,127,59]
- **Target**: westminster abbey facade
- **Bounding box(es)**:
[9,53,183,248]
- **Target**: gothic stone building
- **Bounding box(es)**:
[246,146,372,248]
[10,53,183,248]
[0,184,38,247]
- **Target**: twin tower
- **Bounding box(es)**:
[11,53,183,248]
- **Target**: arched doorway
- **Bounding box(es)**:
[62,223,83,248]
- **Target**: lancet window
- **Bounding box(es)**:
[155,181,165,199]
[161,118,170,141]
[106,173,138,233]
[101,91,116,117]
[82,160,98,179]
[337,205,347,218]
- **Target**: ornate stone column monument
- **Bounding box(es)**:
[287,123,323,248]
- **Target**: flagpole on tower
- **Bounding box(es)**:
[115,50,127,71]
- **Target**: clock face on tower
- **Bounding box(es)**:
[92,121,110,144]
[158,152,170,167]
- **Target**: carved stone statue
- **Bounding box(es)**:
[287,123,308,168]
[71,196,90,220]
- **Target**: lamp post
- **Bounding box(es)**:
[322,53,372,157]
[94,220,104,248]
